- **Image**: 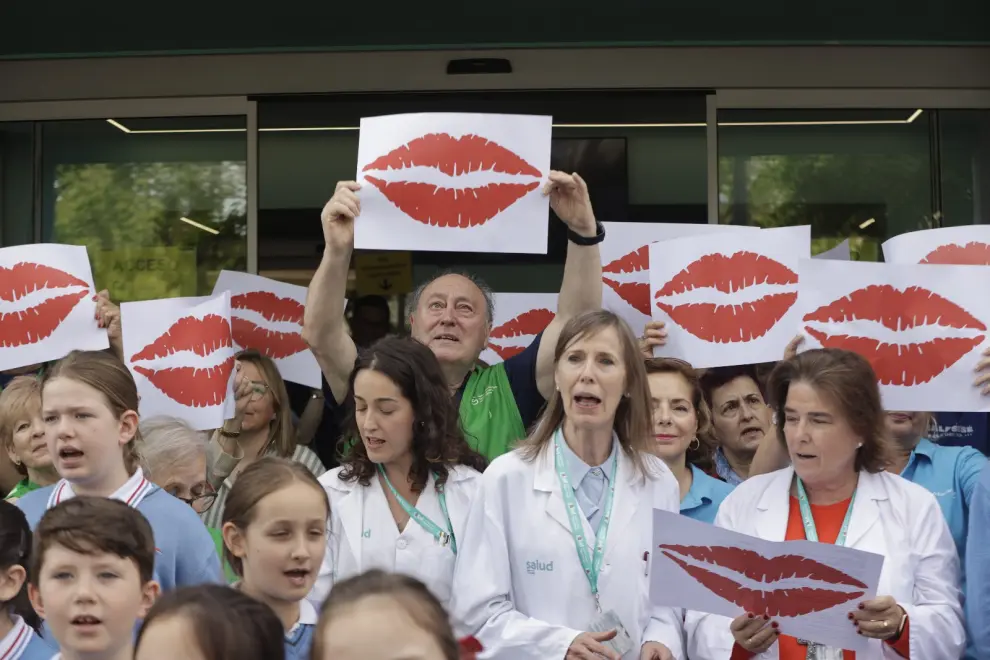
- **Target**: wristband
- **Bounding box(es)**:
[893,610,908,639]
[567,221,605,246]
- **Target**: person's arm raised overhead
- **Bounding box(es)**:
[535,172,604,399]
[303,181,362,404]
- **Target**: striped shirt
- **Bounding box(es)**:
[201,443,326,529]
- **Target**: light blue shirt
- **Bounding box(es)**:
[559,438,616,533]
[900,438,987,660]
[680,464,735,524]
[965,462,990,660]
[713,447,744,486]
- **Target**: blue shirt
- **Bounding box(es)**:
[966,462,990,660]
[713,447,744,486]
[16,484,223,593]
[559,436,616,533]
[0,616,56,660]
[283,600,318,660]
[680,464,735,524]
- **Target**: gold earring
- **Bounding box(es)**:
[688,437,701,451]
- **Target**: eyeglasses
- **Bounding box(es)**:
[177,491,218,514]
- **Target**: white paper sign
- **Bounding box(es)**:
[882,225,990,265]
[122,293,236,430]
[479,293,558,366]
[212,270,321,389]
[600,222,757,338]
[814,239,851,261]
[648,225,810,368]
[0,243,109,371]
[797,259,990,412]
[355,113,552,254]
[650,509,883,652]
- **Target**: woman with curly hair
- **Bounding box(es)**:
[308,336,487,611]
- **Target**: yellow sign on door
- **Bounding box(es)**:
[354,251,412,296]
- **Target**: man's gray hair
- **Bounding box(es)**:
[138,416,209,482]
[405,269,496,325]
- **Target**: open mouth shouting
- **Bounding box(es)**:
[230,291,308,360]
[654,252,798,343]
[284,566,313,589]
[130,314,235,408]
[572,391,603,412]
[802,284,987,385]
[487,308,556,360]
[0,262,89,349]
[603,245,651,316]
[57,444,86,470]
[362,133,542,228]
[659,544,866,618]
[921,241,990,265]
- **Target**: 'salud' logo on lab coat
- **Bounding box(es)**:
[362,528,371,538]
[526,560,554,575]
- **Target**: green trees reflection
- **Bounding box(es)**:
[53,161,247,302]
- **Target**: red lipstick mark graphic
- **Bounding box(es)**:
[921,241,990,265]
[659,545,865,618]
[230,292,308,360]
[0,262,90,349]
[803,284,986,385]
[130,315,234,408]
[603,245,650,315]
[654,252,798,343]
[363,133,542,228]
[487,308,555,360]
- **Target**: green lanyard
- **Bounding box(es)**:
[795,477,856,544]
[377,465,457,555]
[552,427,618,613]
[795,477,856,660]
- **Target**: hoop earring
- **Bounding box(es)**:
[688,437,701,451]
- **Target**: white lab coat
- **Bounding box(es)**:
[307,464,481,611]
[686,467,965,660]
[448,444,685,660]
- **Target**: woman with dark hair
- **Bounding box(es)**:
[687,348,964,660]
[135,584,286,660]
[309,336,487,611]
[451,310,683,660]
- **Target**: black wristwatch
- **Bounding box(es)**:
[567,221,606,246]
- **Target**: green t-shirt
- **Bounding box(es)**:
[458,362,528,460]
[4,479,42,501]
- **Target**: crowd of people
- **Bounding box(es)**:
[1,170,989,660]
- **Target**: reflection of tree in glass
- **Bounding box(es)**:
[718,152,934,261]
[53,161,247,302]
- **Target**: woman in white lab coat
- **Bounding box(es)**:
[686,348,965,660]
[450,310,684,660]
[308,336,487,610]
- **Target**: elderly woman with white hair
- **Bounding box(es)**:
[139,415,236,582]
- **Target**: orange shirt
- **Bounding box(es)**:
[730,496,910,660]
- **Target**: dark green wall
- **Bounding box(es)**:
[1,0,988,60]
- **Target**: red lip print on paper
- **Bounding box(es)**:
[363,133,542,229]
[487,308,556,361]
[230,291,308,360]
[0,262,89,349]
[654,252,798,343]
[130,314,235,408]
[659,545,866,618]
[603,245,650,315]
[921,241,990,265]
[803,284,986,386]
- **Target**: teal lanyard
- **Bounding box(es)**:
[795,477,856,544]
[552,427,618,613]
[377,465,457,555]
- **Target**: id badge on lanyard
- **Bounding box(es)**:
[552,429,631,656]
